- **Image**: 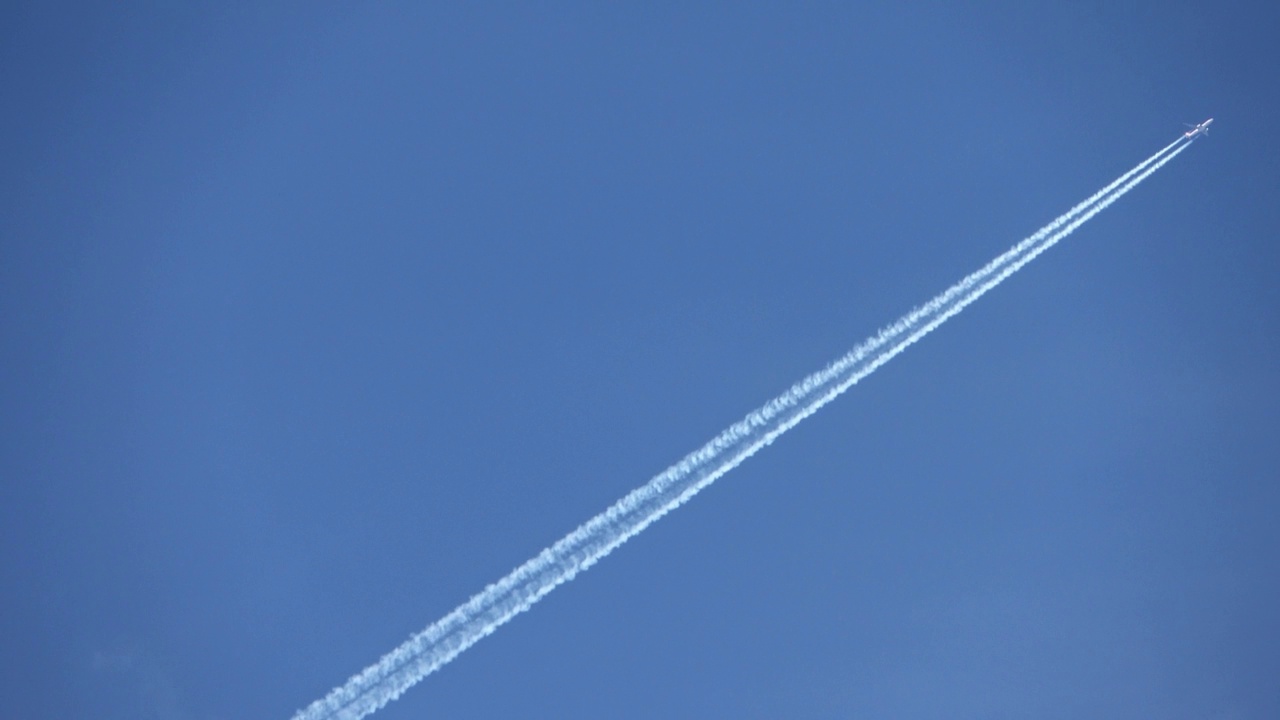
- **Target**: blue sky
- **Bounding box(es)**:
[3,3,1278,718]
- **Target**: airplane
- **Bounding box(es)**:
[1183,118,1213,139]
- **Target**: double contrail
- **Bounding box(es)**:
[292,135,1193,720]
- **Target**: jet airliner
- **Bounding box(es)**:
[1184,118,1213,139]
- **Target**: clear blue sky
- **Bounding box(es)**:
[3,4,1277,718]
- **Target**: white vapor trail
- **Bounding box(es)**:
[292,136,1191,720]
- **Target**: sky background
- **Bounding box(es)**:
[3,3,1278,719]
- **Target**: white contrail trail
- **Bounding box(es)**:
[291,137,1191,720]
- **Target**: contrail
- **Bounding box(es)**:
[291,136,1192,720]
